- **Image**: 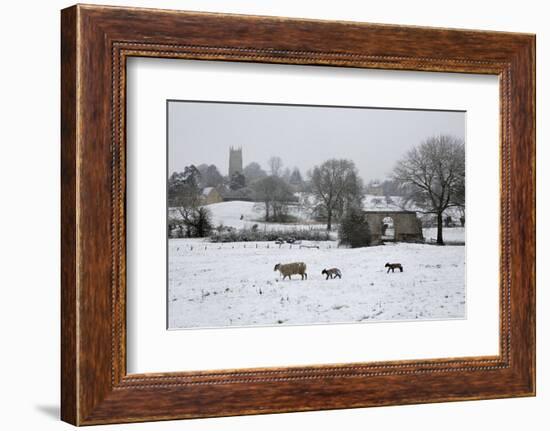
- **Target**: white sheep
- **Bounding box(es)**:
[274,262,308,280]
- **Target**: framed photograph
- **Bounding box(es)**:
[61,4,536,425]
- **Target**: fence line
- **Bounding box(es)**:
[178,242,334,252]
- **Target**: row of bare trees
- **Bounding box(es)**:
[187,159,305,192]
[253,158,365,228]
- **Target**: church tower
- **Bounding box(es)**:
[228,146,243,177]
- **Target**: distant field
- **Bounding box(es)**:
[170,200,326,232]
[169,199,465,244]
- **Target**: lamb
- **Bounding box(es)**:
[385,262,403,273]
[274,262,308,280]
[321,268,342,280]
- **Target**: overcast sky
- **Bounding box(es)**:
[168,101,465,183]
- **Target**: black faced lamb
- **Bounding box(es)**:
[321,268,342,280]
[385,262,403,273]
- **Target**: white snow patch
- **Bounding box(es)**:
[423,227,465,243]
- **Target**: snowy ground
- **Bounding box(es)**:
[168,239,465,329]
[170,200,326,232]
[423,227,465,243]
[363,194,404,211]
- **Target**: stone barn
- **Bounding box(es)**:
[364,210,424,245]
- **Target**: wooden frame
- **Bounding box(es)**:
[61,4,535,425]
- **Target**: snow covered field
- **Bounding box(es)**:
[423,227,465,244]
[168,239,465,329]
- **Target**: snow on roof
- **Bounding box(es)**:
[201,187,215,196]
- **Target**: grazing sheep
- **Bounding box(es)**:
[274,262,308,280]
[321,268,342,280]
[385,262,403,273]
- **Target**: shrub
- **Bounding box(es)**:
[192,207,214,237]
[168,206,213,238]
[254,213,300,224]
[338,207,371,248]
[209,227,331,243]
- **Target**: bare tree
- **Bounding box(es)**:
[252,175,294,221]
[393,135,465,245]
[268,156,283,177]
[289,167,304,187]
[309,159,363,231]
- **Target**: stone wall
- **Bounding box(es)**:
[364,211,424,244]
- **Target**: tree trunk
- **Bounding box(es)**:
[327,208,332,231]
[264,201,270,221]
[436,212,444,245]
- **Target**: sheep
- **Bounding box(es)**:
[385,262,403,273]
[321,268,342,280]
[274,262,308,280]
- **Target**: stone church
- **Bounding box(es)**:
[228,146,243,177]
